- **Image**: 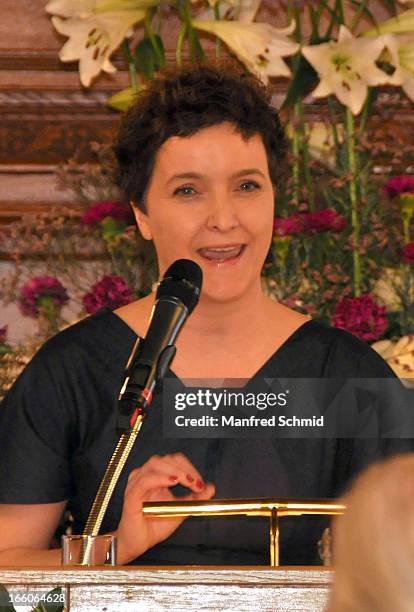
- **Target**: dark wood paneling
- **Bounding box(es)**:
[0,117,118,164]
[0,1,412,226]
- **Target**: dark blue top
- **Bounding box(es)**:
[0,308,412,565]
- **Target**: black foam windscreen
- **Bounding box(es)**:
[156,259,203,313]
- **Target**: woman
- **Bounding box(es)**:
[0,65,410,566]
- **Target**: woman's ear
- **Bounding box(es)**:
[131,202,152,240]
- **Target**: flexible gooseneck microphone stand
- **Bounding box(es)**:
[79,259,202,563]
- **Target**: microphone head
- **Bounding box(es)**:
[156,259,203,314]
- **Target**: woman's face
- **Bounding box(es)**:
[134,122,275,303]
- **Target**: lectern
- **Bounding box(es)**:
[0,566,332,611]
[0,498,341,610]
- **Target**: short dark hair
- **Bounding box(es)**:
[114,64,287,211]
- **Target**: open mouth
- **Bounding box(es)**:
[197,244,245,263]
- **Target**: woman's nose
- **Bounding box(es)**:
[206,196,240,232]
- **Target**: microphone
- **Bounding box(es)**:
[117,259,203,432]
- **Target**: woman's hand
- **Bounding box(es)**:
[115,453,215,564]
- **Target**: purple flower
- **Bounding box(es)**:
[19,276,69,317]
[82,275,135,314]
[402,241,414,264]
[306,209,347,233]
[383,176,414,198]
[273,214,307,237]
[332,294,388,342]
[80,202,135,225]
[0,325,7,343]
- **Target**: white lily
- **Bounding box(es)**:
[373,268,404,311]
[363,9,414,37]
[192,19,299,83]
[46,0,96,18]
[207,0,262,23]
[381,33,414,102]
[302,26,389,115]
[372,335,414,384]
[46,0,158,18]
[46,0,159,87]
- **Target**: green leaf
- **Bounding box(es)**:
[149,33,165,69]
[281,53,319,111]
[107,88,138,112]
[348,0,377,29]
[101,217,128,243]
[308,6,322,39]
[188,26,205,63]
[316,0,341,22]
[135,37,156,79]
[384,311,403,338]
[358,87,379,134]
[322,0,343,39]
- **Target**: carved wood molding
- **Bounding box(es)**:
[0,85,411,114]
[0,49,175,72]
[0,49,74,72]
[0,90,112,108]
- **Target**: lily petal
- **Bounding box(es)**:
[363,8,414,37]
[193,19,298,83]
[51,9,145,86]
[46,0,159,16]
[381,33,414,101]
[46,0,95,18]
[302,26,389,115]
[203,0,261,23]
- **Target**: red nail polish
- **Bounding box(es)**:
[187,474,194,483]
[196,479,205,490]
[169,475,178,483]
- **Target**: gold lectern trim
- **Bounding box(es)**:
[142,497,345,567]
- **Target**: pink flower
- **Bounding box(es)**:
[273,209,346,237]
[332,294,388,342]
[306,209,347,233]
[82,275,135,314]
[273,214,307,236]
[0,325,7,343]
[383,175,414,198]
[80,202,135,225]
[402,241,414,263]
[19,276,69,317]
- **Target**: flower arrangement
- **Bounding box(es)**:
[82,275,135,313]
[332,294,389,342]
[0,151,157,397]
[1,0,414,397]
[19,276,69,317]
[80,201,135,226]
[403,242,414,262]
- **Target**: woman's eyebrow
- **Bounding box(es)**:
[166,172,201,186]
[231,169,266,179]
[166,168,266,186]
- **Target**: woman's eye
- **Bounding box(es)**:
[239,180,260,192]
[173,186,196,196]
